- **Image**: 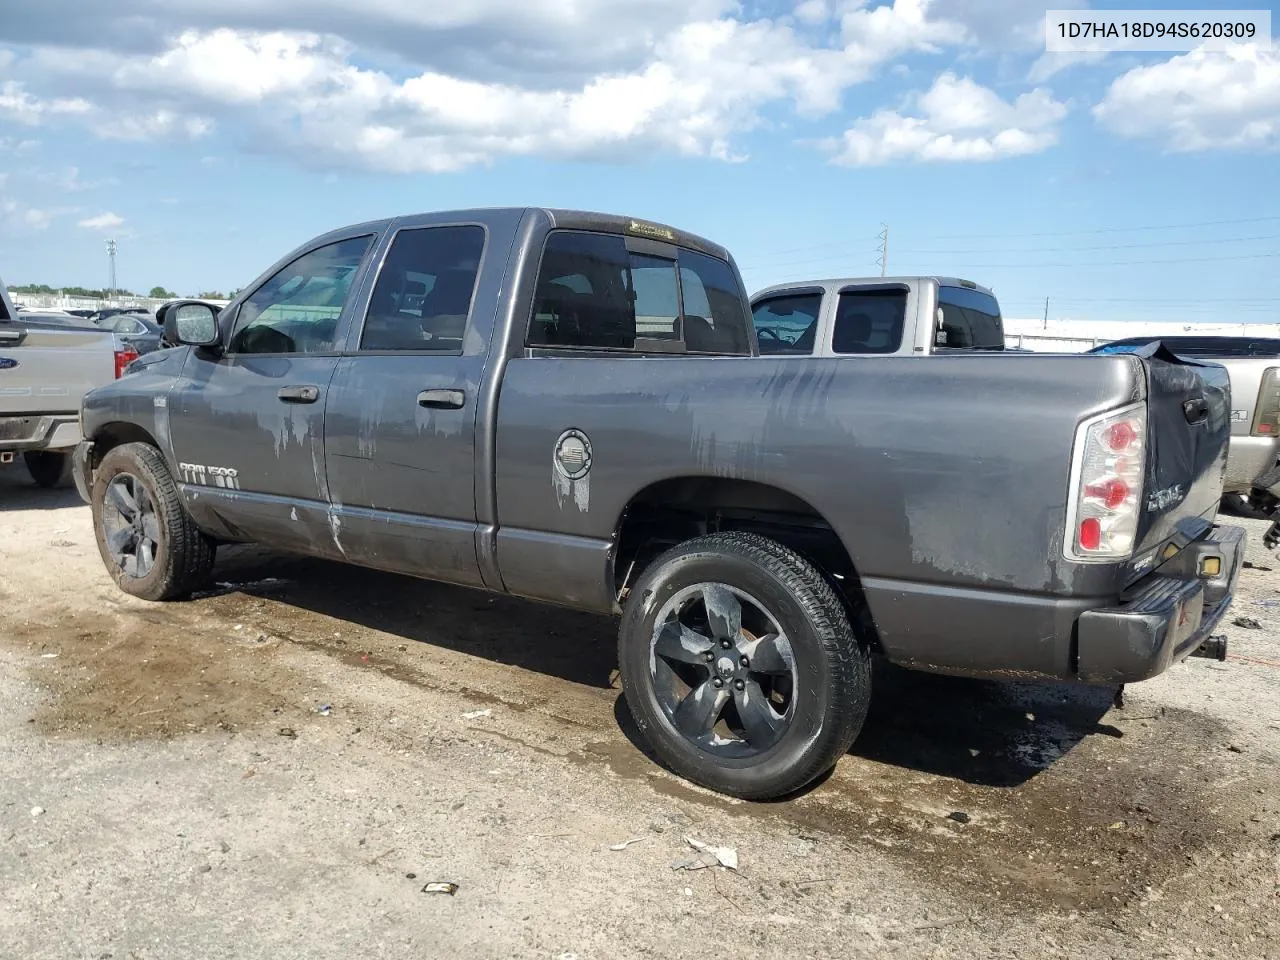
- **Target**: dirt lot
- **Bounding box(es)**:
[2,461,1279,960]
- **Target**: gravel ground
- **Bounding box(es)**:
[1,460,1278,960]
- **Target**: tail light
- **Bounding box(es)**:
[1065,401,1146,561]
[114,346,139,378]
[1251,368,1280,436]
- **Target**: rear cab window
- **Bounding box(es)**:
[527,231,751,355]
[935,285,1004,351]
[751,293,821,355]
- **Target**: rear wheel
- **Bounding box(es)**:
[619,531,871,800]
[23,451,72,489]
[91,442,216,600]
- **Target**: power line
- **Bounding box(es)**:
[744,250,1280,273]
[743,243,1280,273]
[741,214,1280,261]
[901,213,1280,241]
[900,233,1280,256]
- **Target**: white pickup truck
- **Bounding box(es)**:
[0,280,137,487]
[750,275,1006,356]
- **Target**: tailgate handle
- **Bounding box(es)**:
[1183,397,1209,425]
[0,328,25,344]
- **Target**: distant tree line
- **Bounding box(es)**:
[7,283,240,300]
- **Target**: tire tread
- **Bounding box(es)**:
[620,530,871,800]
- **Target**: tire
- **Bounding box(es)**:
[618,531,871,800]
[90,442,216,601]
[23,450,72,489]
[1220,492,1270,521]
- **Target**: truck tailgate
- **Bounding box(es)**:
[1135,343,1230,558]
[0,323,116,416]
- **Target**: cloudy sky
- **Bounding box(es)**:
[0,0,1277,321]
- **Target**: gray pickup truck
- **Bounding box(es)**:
[73,208,1242,800]
[1,281,137,486]
[750,276,1005,356]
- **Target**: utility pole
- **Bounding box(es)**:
[1043,296,1049,331]
[876,224,889,277]
[105,239,118,303]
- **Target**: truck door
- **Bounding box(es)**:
[321,221,492,587]
[169,233,375,554]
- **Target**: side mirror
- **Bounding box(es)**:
[163,301,221,348]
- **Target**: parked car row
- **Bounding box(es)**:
[61,206,1245,802]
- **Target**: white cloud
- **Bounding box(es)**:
[827,71,1067,164]
[1094,43,1280,151]
[0,81,91,125]
[0,2,969,173]
[0,195,77,235]
[34,166,112,192]
[1027,49,1107,83]
[78,211,125,231]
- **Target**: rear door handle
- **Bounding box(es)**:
[278,385,320,404]
[418,388,466,410]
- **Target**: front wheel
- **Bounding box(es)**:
[90,442,216,600]
[619,532,871,800]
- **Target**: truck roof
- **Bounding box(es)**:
[319,208,733,263]
[752,276,995,299]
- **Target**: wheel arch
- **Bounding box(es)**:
[89,422,162,468]
[611,475,879,650]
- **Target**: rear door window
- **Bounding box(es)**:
[751,293,822,355]
[832,288,907,354]
[936,285,1004,350]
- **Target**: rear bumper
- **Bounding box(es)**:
[72,439,94,504]
[1076,524,1244,683]
[0,414,81,452]
[869,523,1245,685]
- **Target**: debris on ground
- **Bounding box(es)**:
[315,704,332,716]
[39,653,58,659]
[421,882,459,895]
[674,837,738,870]
[29,806,44,817]
[608,837,647,851]
[1233,616,1263,630]
[947,811,971,825]
[1228,744,1245,753]
[277,727,297,739]
[461,709,492,720]
[1243,561,1272,571]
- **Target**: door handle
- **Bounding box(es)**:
[417,388,466,410]
[1183,397,1209,425]
[278,385,320,404]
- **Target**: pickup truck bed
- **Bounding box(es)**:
[71,208,1243,800]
